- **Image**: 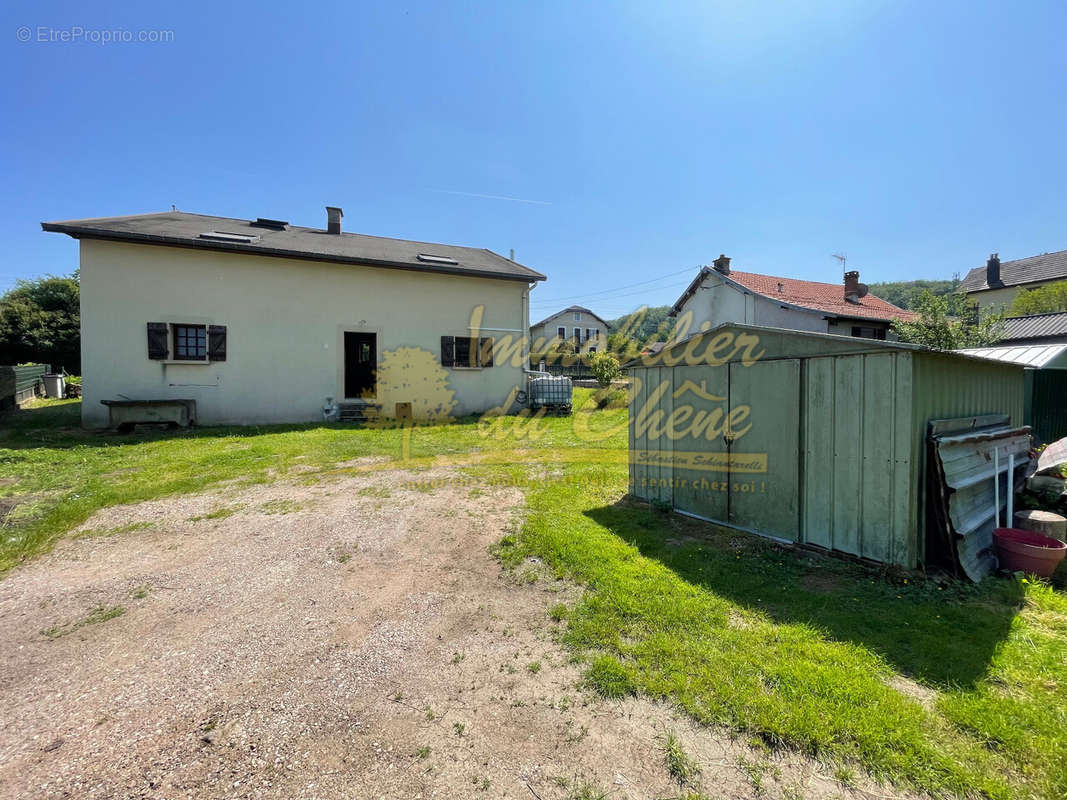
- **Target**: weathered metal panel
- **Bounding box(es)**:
[860,353,895,563]
[728,359,800,540]
[802,358,835,549]
[1028,369,1067,444]
[929,423,1030,580]
[891,353,916,567]
[670,364,728,522]
[832,355,864,556]
[911,352,1026,566]
[800,352,914,566]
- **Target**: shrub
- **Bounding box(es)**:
[589,351,621,387]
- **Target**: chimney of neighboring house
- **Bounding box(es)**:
[844,270,869,303]
[712,254,731,275]
[986,253,1001,285]
[326,206,343,235]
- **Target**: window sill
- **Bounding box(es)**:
[449,366,484,371]
[160,359,213,366]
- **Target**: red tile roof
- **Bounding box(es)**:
[726,269,919,322]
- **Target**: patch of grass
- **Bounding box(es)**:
[415,745,431,759]
[452,721,466,736]
[472,775,490,791]
[258,499,307,515]
[188,505,242,522]
[42,604,125,639]
[356,485,391,498]
[73,520,154,539]
[584,654,636,699]
[527,660,542,674]
[658,729,700,785]
[549,602,568,622]
[129,584,151,599]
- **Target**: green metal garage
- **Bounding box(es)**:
[627,325,1024,569]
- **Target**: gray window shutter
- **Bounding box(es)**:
[440,336,455,367]
[208,325,227,361]
[479,337,494,367]
[147,322,169,360]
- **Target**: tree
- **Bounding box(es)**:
[891,290,1004,350]
[589,351,621,387]
[0,272,80,372]
[866,278,960,311]
[1008,280,1067,316]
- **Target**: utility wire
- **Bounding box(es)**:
[528,265,698,306]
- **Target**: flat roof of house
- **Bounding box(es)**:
[41,211,546,283]
[670,266,919,323]
[957,343,1067,369]
[959,249,1067,293]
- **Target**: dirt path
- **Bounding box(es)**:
[0,468,891,799]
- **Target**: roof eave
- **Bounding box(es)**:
[41,223,546,282]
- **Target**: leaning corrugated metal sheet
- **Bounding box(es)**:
[926,418,1029,580]
[627,324,1026,574]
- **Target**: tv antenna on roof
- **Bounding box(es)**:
[832,252,847,273]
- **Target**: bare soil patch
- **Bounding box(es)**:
[0,468,901,799]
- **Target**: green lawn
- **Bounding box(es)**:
[2,394,1065,799]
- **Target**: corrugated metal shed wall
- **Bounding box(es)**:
[910,351,1025,564]
[1026,370,1067,443]
[629,327,1027,571]
[801,352,915,566]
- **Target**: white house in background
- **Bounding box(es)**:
[43,207,545,427]
[529,305,610,353]
[670,255,918,340]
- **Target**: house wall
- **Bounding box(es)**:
[529,309,607,352]
[674,272,830,335]
[968,285,1022,313]
[79,239,531,427]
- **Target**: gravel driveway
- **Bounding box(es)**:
[0,466,884,799]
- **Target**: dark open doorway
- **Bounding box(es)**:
[344,332,377,399]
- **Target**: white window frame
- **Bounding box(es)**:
[573,311,582,321]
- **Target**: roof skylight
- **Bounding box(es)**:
[199,231,259,244]
[417,253,458,265]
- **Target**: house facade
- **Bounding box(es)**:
[529,305,609,353]
[959,250,1067,312]
[670,255,917,339]
[43,208,545,427]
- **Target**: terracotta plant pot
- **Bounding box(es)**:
[994,528,1067,578]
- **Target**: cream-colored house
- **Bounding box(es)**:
[529,305,609,353]
[43,207,545,427]
[959,251,1067,312]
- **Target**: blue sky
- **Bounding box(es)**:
[2,1,1065,318]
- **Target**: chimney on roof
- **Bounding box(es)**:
[712,254,731,275]
[326,206,343,235]
[844,270,868,304]
[986,253,1001,285]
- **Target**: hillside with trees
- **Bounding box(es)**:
[867,278,960,311]
[606,305,672,345]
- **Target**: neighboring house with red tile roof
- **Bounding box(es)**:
[959,251,1067,312]
[669,255,918,340]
